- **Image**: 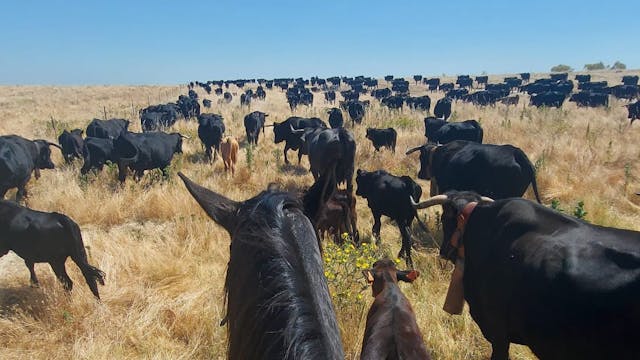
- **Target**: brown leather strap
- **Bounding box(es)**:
[449,202,478,259]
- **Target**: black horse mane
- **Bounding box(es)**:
[224,190,343,359]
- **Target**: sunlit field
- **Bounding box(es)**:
[0,70,639,359]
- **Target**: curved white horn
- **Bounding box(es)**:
[412,194,448,209]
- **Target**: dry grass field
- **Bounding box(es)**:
[0,70,639,359]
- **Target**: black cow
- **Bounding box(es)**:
[372,88,392,100]
[381,95,404,110]
[575,74,591,83]
[569,92,609,107]
[255,86,266,100]
[345,100,366,126]
[407,95,431,111]
[113,131,183,182]
[355,169,423,268]
[243,111,267,145]
[530,92,566,108]
[405,141,541,202]
[86,118,129,139]
[550,72,568,81]
[446,89,469,100]
[0,201,105,299]
[424,117,483,144]
[622,75,639,86]
[327,108,344,128]
[0,135,61,201]
[272,117,327,164]
[177,95,200,119]
[305,127,356,194]
[475,75,489,88]
[499,95,519,106]
[202,99,212,108]
[140,104,180,132]
[215,87,223,95]
[80,137,116,175]
[240,93,251,107]
[434,97,452,120]
[519,72,531,82]
[324,91,336,104]
[413,191,640,360]
[627,101,640,125]
[439,83,455,92]
[609,85,639,100]
[198,113,225,161]
[223,92,232,103]
[579,81,608,91]
[365,128,397,152]
[179,173,344,359]
[57,129,84,163]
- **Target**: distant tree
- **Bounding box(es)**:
[551,64,573,72]
[584,62,606,71]
[611,61,627,70]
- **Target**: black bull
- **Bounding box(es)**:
[406,141,541,202]
[269,116,327,164]
[303,127,356,195]
[114,132,185,182]
[0,200,105,299]
[0,135,62,201]
[413,191,640,360]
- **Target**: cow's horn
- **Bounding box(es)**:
[405,145,423,155]
[48,142,63,151]
[179,134,191,139]
[412,194,448,209]
[480,196,495,202]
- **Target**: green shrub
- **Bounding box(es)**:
[550,64,573,72]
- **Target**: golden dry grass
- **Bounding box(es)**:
[0,70,639,359]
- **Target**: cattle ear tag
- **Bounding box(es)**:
[362,270,374,284]
[407,270,419,282]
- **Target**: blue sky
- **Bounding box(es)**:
[1,0,638,85]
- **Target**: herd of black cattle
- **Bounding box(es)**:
[1,72,640,360]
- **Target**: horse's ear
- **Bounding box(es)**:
[178,172,240,233]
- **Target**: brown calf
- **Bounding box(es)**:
[220,136,238,175]
[361,259,430,360]
[316,189,359,244]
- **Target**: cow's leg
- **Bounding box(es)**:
[16,184,28,203]
[490,342,510,360]
[205,146,212,163]
[283,145,291,165]
[213,145,219,162]
[50,259,73,292]
[372,212,382,246]
[0,187,7,199]
[297,149,303,165]
[25,260,39,286]
[117,162,128,183]
[399,224,414,268]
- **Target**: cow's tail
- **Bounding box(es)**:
[516,149,542,204]
[59,215,105,299]
[412,209,439,249]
